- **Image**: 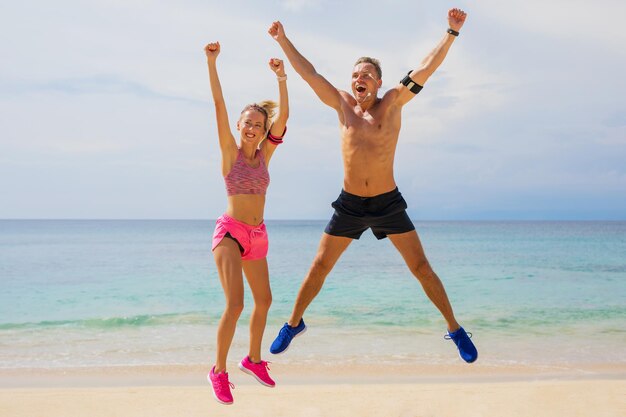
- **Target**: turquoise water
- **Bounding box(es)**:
[1,220,625,368]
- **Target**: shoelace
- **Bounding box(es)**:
[216,374,235,393]
[444,331,472,341]
[249,359,271,372]
[279,325,294,339]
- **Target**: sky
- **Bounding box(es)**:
[1,0,625,220]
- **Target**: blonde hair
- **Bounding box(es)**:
[354,57,382,79]
[241,100,278,131]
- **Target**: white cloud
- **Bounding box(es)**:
[474,0,625,51]
[0,0,624,219]
[279,0,323,12]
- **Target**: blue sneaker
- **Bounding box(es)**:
[445,327,478,363]
[269,318,307,354]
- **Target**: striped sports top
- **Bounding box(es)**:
[224,149,270,196]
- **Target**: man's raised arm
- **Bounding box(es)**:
[395,8,467,106]
[268,21,342,111]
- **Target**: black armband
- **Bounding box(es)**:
[447,28,460,37]
[400,71,423,94]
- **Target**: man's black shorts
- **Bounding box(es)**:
[324,187,415,240]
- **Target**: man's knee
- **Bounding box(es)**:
[310,255,335,277]
[409,257,433,280]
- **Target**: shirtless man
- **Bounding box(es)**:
[268,8,477,363]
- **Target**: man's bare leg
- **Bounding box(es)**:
[388,229,478,362]
[288,233,352,326]
[387,230,460,332]
[270,233,352,354]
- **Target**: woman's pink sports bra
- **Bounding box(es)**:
[224,149,270,196]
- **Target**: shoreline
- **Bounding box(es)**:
[2,361,624,388]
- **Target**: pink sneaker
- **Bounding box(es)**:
[238,356,275,387]
[208,366,234,405]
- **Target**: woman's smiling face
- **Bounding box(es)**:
[237,109,267,145]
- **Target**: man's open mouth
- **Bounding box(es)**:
[355,85,366,93]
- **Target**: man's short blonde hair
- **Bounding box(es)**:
[354,57,382,79]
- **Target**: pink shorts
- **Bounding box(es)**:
[212,214,268,261]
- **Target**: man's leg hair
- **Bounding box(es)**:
[388,230,460,331]
[288,233,352,326]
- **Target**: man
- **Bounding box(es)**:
[267,8,477,363]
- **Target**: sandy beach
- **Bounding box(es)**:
[1,363,624,417]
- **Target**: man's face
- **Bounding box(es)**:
[351,63,382,101]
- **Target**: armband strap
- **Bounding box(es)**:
[267,126,287,145]
[400,71,423,94]
[447,28,460,37]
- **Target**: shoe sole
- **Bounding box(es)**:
[271,325,307,355]
[238,363,275,388]
[206,374,233,405]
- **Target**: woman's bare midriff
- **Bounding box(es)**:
[226,195,266,226]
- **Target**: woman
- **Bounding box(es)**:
[204,41,289,405]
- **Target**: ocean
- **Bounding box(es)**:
[1,220,624,369]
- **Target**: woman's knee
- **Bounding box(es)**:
[224,301,244,318]
[253,291,272,311]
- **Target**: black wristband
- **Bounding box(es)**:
[447,28,459,37]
